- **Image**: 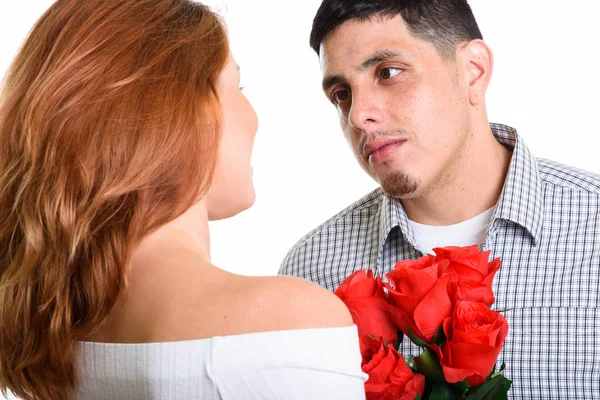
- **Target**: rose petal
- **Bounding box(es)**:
[335,270,377,300]
[440,342,502,386]
[345,296,398,347]
[454,280,495,306]
[386,258,439,304]
[435,301,509,387]
[413,274,454,341]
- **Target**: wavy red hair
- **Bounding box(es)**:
[0,0,228,398]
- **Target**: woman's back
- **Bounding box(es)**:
[79,234,367,399]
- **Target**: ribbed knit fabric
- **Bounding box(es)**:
[73,325,367,399]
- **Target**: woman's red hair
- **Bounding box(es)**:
[0,0,229,398]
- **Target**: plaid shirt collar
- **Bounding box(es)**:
[378,123,544,256]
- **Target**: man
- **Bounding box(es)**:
[279,0,600,398]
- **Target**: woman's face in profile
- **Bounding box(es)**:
[207,52,259,220]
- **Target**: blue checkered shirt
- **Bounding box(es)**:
[279,123,600,399]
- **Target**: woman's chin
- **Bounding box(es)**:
[208,189,256,221]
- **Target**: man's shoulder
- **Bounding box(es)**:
[291,187,382,247]
[537,158,600,195]
[280,187,384,267]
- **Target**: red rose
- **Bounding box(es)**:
[430,301,509,386]
[385,255,455,343]
[361,335,425,400]
[433,246,501,306]
[335,270,398,351]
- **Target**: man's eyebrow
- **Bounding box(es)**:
[321,49,407,92]
[322,75,347,93]
[359,49,406,71]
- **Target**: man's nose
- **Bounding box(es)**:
[348,89,385,133]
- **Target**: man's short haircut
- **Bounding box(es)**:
[310,0,483,59]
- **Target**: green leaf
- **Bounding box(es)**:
[427,379,462,400]
[430,326,446,345]
[454,380,470,392]
[414,348,444,380]
[465,375,508,400]
[492,388,508,400]
[502,378,512,396]
[489,363,506,379]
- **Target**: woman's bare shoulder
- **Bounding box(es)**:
[152,271,354,337]
[94,255,352,343]
[231,275,353,333]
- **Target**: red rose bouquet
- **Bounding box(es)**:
[335,245,511,400]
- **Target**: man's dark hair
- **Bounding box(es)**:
[310,0,483,59]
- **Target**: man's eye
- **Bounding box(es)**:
[379,67,401,80]
[331,90,350,105]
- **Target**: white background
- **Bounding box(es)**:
[1,1,599,277]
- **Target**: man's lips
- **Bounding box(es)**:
[363,138,406,164]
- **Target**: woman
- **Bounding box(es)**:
[0,1,367,399]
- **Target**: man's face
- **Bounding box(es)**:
[320,15,471,199]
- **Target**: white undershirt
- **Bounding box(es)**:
[408,206,496,255]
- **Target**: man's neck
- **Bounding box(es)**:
[401,124,512,226]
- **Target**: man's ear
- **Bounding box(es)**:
[458,39,494,106]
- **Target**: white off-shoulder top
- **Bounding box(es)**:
[67,325,367,400]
